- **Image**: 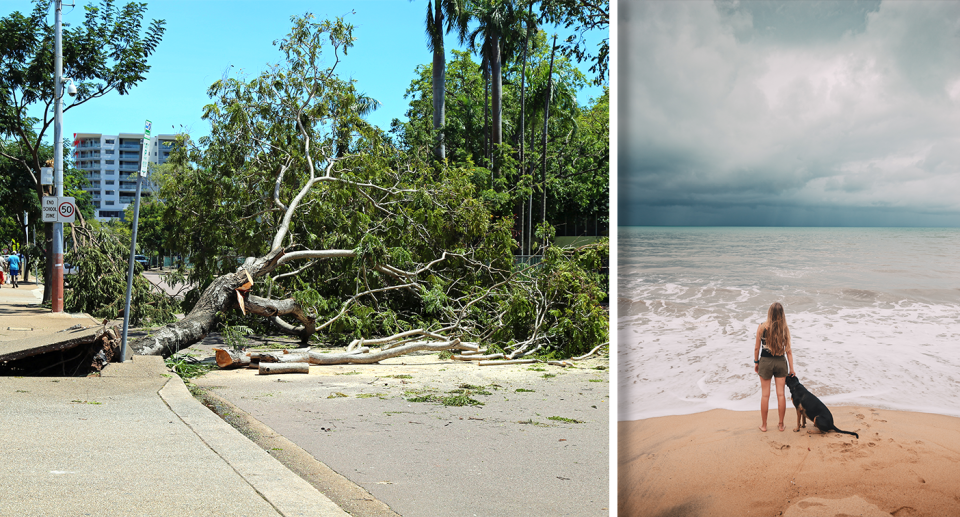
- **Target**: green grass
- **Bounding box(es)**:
[589,379,604,383]
[327,392,348,398]
[389,374,413,379]
[542,373,556,379]
[548,416,584,424]
[515,388,535,393]
[336,370,362,376]
[356,393,387,399]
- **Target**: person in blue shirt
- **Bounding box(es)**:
[7,253,21,288]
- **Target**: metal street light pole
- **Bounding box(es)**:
[52,0,65,313]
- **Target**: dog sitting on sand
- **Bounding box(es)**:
[785,374,859,439]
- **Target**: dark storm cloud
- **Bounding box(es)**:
[619,0,960,226]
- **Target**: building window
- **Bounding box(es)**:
[105,139,114,144]
[105,160,114,164]
[106,200,115,205]
[106,180,115,185]
[105,190,115,196]
[105,149,114,154]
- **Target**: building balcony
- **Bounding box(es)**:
[76,142,100,149]
[118,164,140,172]
[119,143,141,150]
[84,174,102,181]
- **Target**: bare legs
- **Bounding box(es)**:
[759,376,771,432]
[759,375,787,432]
[774,375,787,431]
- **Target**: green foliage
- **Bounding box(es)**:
[0,0,165,301]
[165,355,215,380]
[220,324,253,351]
[489,232,608,358]
[148,14,605,359]
[63,225,179,326]
[537,0,610,86]
[547,415,584,423]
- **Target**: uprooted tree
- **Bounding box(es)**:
[125,15,607,362]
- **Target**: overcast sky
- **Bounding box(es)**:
[618,0,960,227]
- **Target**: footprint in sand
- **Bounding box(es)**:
[770,441,790,451]
[856,413,865,419]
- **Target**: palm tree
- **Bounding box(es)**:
[422,0,469,160]
[334,90,381,158]
[467,0,532,178]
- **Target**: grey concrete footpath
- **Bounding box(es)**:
[0,282,348,517]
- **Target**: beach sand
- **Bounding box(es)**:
[619,407,960,517]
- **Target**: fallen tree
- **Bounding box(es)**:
[125,14,607,362]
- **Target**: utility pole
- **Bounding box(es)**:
[52,0,65,313]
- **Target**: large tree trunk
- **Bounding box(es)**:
[491,36,502,180]
[130,248,286,357]
[432,2,446,161]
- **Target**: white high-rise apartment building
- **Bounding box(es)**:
[72,132,178,220]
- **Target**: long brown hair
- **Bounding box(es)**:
[765,302,791,356]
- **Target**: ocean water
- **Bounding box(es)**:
[618,227,960,421]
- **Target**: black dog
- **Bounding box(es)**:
[785,375,859,439]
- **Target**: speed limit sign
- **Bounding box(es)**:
[57,198,76,222]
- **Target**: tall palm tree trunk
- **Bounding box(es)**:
[432,1,446,160]
[520,4,532,255]
[491,37,502,182]
[541,35,557,244]
[483,63,490,169]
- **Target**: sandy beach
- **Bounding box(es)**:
[619,407,960,517]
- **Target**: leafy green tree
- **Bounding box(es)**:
[390,30,603,250]
[466,0,532,175]
[133,14,605,361]
[1,141,92,281]
[123,198,166,265]
[0,0,165,302]
[537,0,609,86]
[64,224,178,326]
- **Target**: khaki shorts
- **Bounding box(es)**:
[758,356,788,380]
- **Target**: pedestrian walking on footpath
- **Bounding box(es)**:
[7,253,21,288]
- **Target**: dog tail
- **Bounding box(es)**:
[833,427,859,439]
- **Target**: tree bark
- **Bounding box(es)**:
[432,1,446,161]
[131,248,285,357]
[491,36,502,180]
[259,362,310,374]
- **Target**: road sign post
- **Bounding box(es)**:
[121,120,151,362]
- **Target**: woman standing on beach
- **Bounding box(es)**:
[754,302,795,432]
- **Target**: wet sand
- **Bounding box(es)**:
[619,407,960,517]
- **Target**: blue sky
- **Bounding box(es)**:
[3,0,606,141]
